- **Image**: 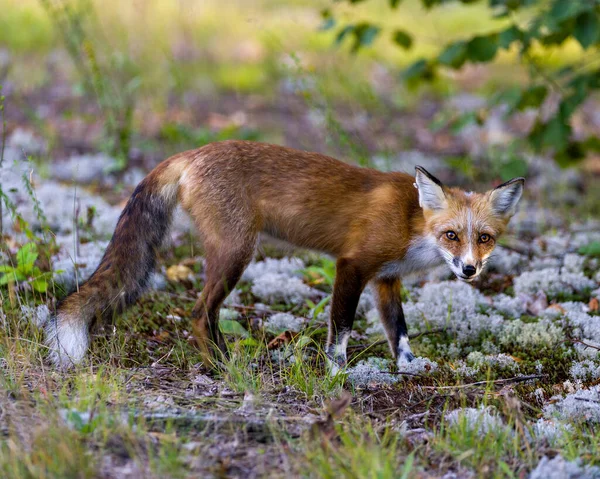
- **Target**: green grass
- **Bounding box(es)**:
[299,415,415,479]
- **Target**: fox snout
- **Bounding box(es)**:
[452,257,480,281]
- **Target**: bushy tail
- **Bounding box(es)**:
[46,155,188,368]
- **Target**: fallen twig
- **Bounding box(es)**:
[380,371,425,378]
[574,397,600,404]
[423,374,546,390]
[568,337,600,351]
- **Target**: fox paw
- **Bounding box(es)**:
[325,352,347,376]
[397,350,415,367]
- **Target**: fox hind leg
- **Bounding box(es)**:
[191,240,255,368]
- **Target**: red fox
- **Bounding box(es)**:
[46,141,524,371]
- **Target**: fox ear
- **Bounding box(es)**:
[415,166,446,211]
[489,177,524,218]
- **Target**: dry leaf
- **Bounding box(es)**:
[166,264,194,282]
[267,331,297,350]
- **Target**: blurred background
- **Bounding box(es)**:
[1,0,599,244]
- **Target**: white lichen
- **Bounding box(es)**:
[346,358,398,387]
[498,318,564,349]
[251,273,316,305]
[531,419,572,445]
[466,351,519,370]
[242,257,305,282]
[493,294,526,318]
[403,281,503,344]
[513,268,596,297]
[544,385,600,423]
[569,360,600,382]
[264,312,304,333]
[397,356,438,375]
[445,406,507,437]
[529,455,600,479]
[218,308,240,321]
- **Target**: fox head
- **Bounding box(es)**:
[414,166,524,282]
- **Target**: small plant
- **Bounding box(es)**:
[0,243,55,293]
[285,53,373,167]
[39,0,141,169]
[302,257,336,289]
[158,122,261,152]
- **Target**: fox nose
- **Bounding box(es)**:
[462,265,477,277]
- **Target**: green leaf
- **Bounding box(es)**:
[438,41,468,68]
[498,25,523,48]
[336,25,355,45]
[16,243,38,273]
[450,111,479,134]
[392,29,413,49]
[549,1,589,23]
[389,0,402,7]
[560,91,586,120]
[402,59,435,86]
[66,411,86,432]
[515,85,547,110]
[337,23,381,53]
[238,337,259,347]
[540,30,571,47]
[295,335,312,349]
[542,116,571,151]
[31,277,48,293]
[555,141,586,167]
[581,136,600,152]
[578,241,600,257]
[528,116,571,154]
[352,23,381,52]
[0,267,26,284]
[219,319,250,338]
[311,295,332,320]
[319,9,335,31]
[499,157,528,181]
[574,11,600,49]
[466,34,498,62]
[492,86,522,110]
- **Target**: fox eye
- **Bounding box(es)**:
[479,233,491,243]
[445,231,458,241]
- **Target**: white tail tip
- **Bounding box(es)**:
[45,313,90,369]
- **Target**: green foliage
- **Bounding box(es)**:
[578,241,600,258]
[301,417,414,478]
[0,243,56,293]
[219,318,251,338]
[158,122,261,151]
[302,257,337,289]
[328,0,600,167]
[39,0,140,169]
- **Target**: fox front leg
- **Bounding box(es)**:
[373,276,415,367]
[326,257,370,374]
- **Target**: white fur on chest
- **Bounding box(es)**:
[376,236,444,279]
